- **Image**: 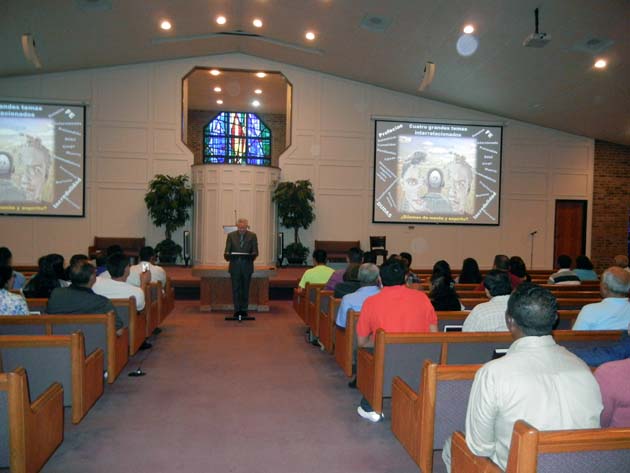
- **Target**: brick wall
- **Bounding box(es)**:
[187,110,286,166]
[591,140,630,271]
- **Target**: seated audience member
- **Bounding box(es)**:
[442,283,602,472]
[362,251,377,264]
[127,246,166,287]
[462,270,512,332]
[48,253,69,286]
[476,254,521,290]
[65,254,89,281]
[430,275,462,311]
[0,266,29,314]
[547,254,581,285]
[0,246,26,290]
[93,253,148,311]
[324,247,363,291]
[335,263,380,329]
[572,329,630,367]
[298,249,335,289]
[613,254,630,272]
[595,358,630,427]
[47,261,123,329]
[573,267,630,330]
[509,255,531,282]
[456,257,482,284]
[356,259,437,422]
[432,259,455,287]
[400,252,421,284]
[97,244,124,277]
[333,263,362,298]
[23,254,65,298]
[574,255,598,281]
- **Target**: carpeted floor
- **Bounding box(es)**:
[41,301,418,473]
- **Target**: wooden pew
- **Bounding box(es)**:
[0,367,64,473]
[305,284,325,336]
[452,420,630,473]
[437,311,470,331]
[111,297,147,355]
[556,310,579,329]
[0,312,129,383]
[163,277,175,317]
[292,280,307,323]
[391,361,480,471]
[149,281,167,324]
[0,333,104,424]
[335,309,360,377]
[557,297,601,309]
[317,293,340,353]
[144,283,160,336]
[358,329,623,415]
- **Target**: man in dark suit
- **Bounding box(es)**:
[224,218,258,317]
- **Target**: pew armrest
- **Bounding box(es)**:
[73,348,105,424]
[452,431,502,473]
[391,376,420,461]
[357,348,377,410]
[26,382,64,473]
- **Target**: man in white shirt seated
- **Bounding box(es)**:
[442,283,602,472]
[547,254,581,285]
[573,266,630,330]
[93,253,149,311]
[462,270,512,332]
[127,246,166,288]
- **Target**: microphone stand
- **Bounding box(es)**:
[529,231,537,269]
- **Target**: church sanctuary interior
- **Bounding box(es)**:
[1,1,630,472]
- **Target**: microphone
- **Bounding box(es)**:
[529,230,538,236]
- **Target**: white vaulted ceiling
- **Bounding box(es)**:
[1,0,628,144]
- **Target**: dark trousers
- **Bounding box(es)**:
[229,258,253,312]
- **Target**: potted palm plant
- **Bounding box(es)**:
[272,180,315,265]
[144,174,194,263]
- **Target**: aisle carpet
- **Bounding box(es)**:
[42,301,418,473]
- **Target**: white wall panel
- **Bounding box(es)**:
[552,145,590,170]
[552,173,589,196]
[152,159,190,177]
[96,157,147,182]
[320,135,366,162]
[93,67,149,123]
[319,164,364,190]
[504,172,548,195]
[94,127,148,154]
[95,187,147,236]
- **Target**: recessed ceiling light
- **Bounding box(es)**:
[256,72,266,78]
[213,86,222,92]
[209,69,221,76]
[160,20,172,31]
[252,100,261,107]
[252,18,263,28]
[254,89,262,94]
[594,58,607,69]
[216,99,223,105]
[305,31,316,41]
[216,15,227,25]
[463,24,475,34]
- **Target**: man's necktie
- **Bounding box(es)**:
[240,233,244,248]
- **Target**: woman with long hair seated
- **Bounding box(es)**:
[23,254,66,298]
[574,255,599,281]
[430,275,463,311]
[456,257,482,284]
[509,255,531,283]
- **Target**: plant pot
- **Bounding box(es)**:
[287,256,306,265]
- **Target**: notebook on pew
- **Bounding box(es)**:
[443,325,463,332]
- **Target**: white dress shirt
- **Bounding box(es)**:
[127,262,166,287]
[462,295,510,332]
[463,335,602,471]
[573,297,630,331]
[92,276,145,310]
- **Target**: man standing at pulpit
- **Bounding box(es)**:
[224,218,258,317]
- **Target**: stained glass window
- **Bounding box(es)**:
[203,112,272,166]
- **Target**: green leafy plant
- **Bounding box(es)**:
[144,174,194,263]
[272,180,315,264]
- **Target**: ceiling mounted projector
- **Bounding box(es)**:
[418,62,436,91]
[523,8,551,48]
[21,33,42,69]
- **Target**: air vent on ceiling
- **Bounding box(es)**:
[75,0,112,12]
[572,37,615,54]
[360,14,392,32]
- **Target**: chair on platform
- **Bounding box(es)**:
[369,236,388,264]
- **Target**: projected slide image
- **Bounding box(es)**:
[373,120,502,225]
[0,102,85,217]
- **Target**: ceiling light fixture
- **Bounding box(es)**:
[160,20,172,31]
[254,89,262,94]
[252,18,263,28]
[252,100,261,107]
[463,24,474,34]
[256,72,266,78]
[305,31,316,41]
[214,86,222,92]
[217,99,223,105]
[594,58,607,69]
[216,16,227,25]
[209,69,221,76]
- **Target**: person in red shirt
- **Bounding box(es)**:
[356,259,437,422]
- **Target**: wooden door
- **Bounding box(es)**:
[554,200,587,266]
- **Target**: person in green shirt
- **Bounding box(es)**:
[298,249,335,288]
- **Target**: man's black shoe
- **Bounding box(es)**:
[348,377,357,389]
[139,341,153,350]
[152,327,163,335]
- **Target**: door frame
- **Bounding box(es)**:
[553,199,587,266]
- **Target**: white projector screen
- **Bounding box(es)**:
[373,119,502,225]
[0,101,86,217]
